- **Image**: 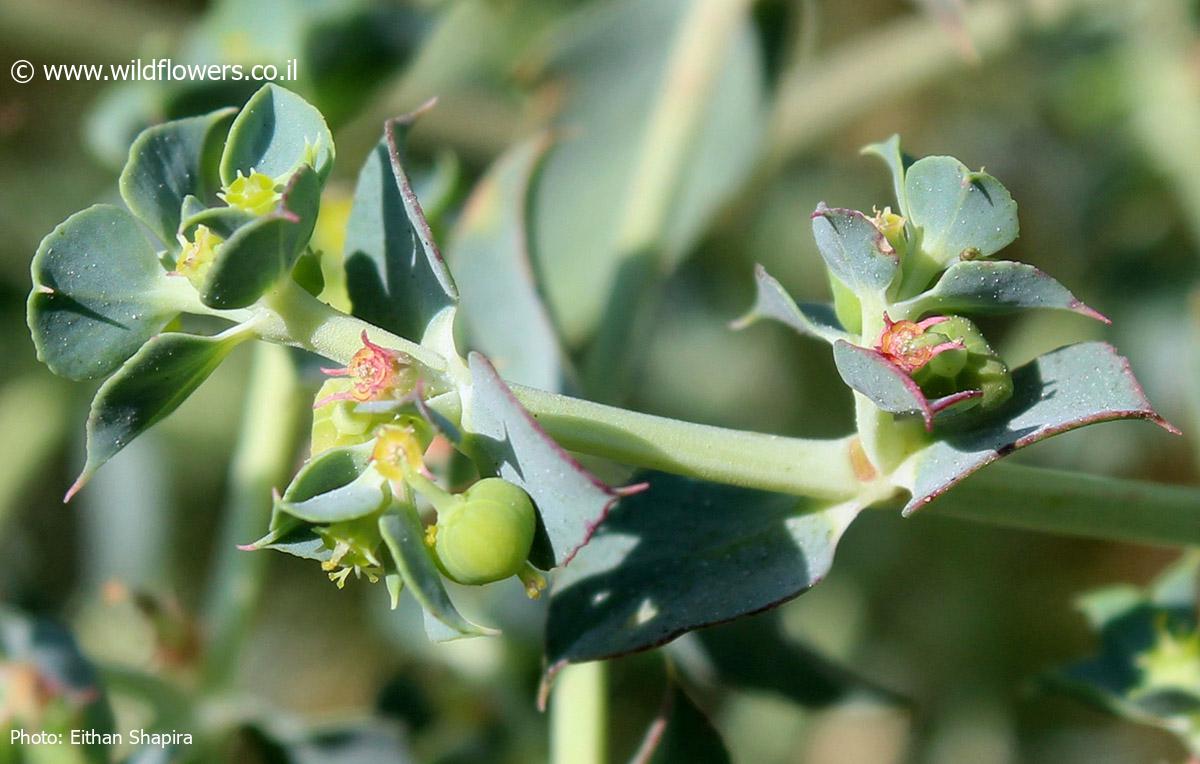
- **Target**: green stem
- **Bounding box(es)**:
[512,384,864,501]
[201,344,303,691]
[922,462,1200,547]
[254,280,445,371]
[551,661,608,764]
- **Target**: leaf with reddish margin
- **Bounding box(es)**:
[731,264,851,344]
[629,661,730,764]
[344,102,459,342]
[894,260,1110,323]
[460,352,635,569]
[543,472,861,673]
[810,205,899,295]
[832,340,979,431]
[899,342,1179,515]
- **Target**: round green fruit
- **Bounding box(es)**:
[433,478,536,586]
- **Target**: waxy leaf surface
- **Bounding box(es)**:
[220,84,334,184]
[199,164,321,309]
[811,205,899,295]
[28,205,179,380]
[545,472,860,667]
[276,443,388,524]
[71,331,245,500]
[905,156,1018,264]
[119,108,235,246]
[901,342,1176,514]
[461,353,622,569]
[733,264,851,344]
[895,260,1108,322]
[344,111,458,341]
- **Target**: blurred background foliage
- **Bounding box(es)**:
[1,0,1199,761]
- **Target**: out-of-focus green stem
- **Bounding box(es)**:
[551,661,607,764]
[922,462,1200,547]
[201,344,303,691]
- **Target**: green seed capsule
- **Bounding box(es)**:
[913,316,1013,412]
[432,478,536,586]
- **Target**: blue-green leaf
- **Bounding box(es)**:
[199,164,321,309]
[447,135,575,391]
[118,108,236,247]
[180,204,256,241]
[276,443,388,524]
[861,134,910,217]
[545,473,861,666]
[905,156,1018,264]
[895,260,1109,322]
[28,205,181,381]
[220,84,334,184]
[67,331,249,501]
[899,342,1178,514]
[832,340,979,431]
[344,108,459,341]
[1045,553,1200,756]
[810,205,899,295]
[461,353,626,569]
[379,508,496,641]
[732,264,851,344]
[529,0,765,347]
[693,609,902,708]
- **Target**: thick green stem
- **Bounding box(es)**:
[921,462,1200,547]
[201,344,303,691]
[512,384,864,501]
[551,661,608,764]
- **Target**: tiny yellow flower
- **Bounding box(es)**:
[175,224,223,289]
[219,170,281,215]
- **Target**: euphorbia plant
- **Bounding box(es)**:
[27,84,1192,740]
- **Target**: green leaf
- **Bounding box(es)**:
[811,205,899,295]
[28,204,181,381]
[219,83,334,184]
[0,607,115,762]
[447,135,575,391]
[199,164,321,309]
[276,443,388,524]
[634,671,730,764]
[544,472,861,666]
[344,109,459,341]
[832,340,980,431]
[861,134,911,217]
[894,260,1110,322]
[461,353,627,569]
[905,156,1018,265]
[67,331,247,501]
[694,610,901,708]
[732,264,851,344]
[899,342,1178,514]
[1045,553,1200,756]
[118,108,236,246]
[378,508,496,641]
[180,204,256,240]
[529,0,765,347]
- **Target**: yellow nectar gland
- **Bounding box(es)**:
[372,424,427,482]
[219,170,281,216]
[872,206,906,248]
[317,331,413,406]
[876,314,963,374]
[175,225,223,289]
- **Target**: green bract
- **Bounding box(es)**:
[432,478,536,586]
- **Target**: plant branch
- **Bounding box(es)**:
[919,462,1200,547]
[201,344,303,691]
[551,661,607,764]
[512,384,865,501]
